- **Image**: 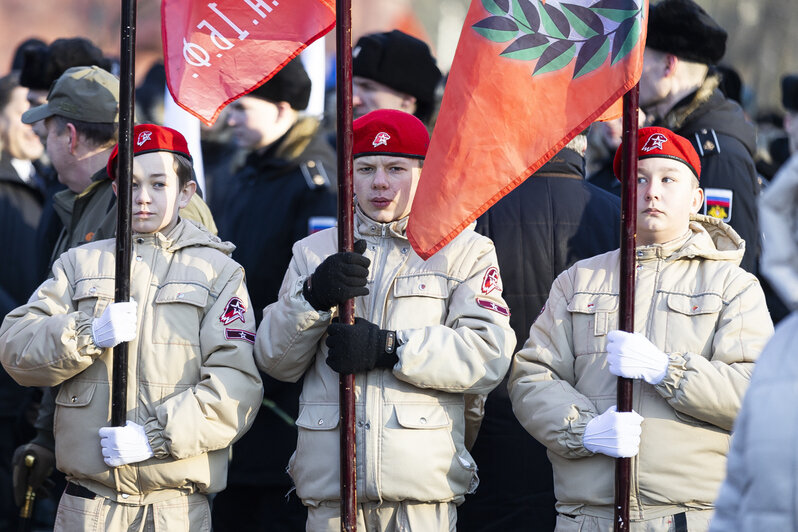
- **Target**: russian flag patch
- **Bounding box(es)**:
[703,188,733,222]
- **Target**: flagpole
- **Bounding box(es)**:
[112,0,136,428]
[335,0,357,529]
[614,84,639,532]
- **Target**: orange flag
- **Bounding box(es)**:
[161,0,335,125]
[408,0,647,259]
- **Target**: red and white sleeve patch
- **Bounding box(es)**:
[476,297,510,317]
[224,328,256,344]
[481,266,502,295]
[220,297,247,325]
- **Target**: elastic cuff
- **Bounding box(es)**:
[142,418,169,459]
[654,353,688,399]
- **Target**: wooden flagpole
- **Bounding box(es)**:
[335,0,357,529]
[614,84,639,532]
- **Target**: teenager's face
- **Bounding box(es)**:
[114,152,195,235]
[354,155,422,223]
[353,76,416,119]
[636,157,703,245]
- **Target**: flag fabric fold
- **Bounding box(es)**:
[161,0,335,125]
[408,0,648,259]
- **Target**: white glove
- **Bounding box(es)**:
[91,300,138,348]
[606,330,669,385]
[98,420,154,467]
[583,405,643,458]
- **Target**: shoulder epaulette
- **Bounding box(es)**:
[692,128,722,156]
[300,160,330,190]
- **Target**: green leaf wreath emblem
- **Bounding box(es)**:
[473,0,643,78]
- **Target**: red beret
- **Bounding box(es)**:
[353,109,429,160]
[107,123,192,180]
[613,126,701,181]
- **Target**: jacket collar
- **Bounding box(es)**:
[635,214,745,265]
[354,204,409,240]
[133,218,236,256]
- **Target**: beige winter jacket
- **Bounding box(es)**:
[0,219,263,503]
[255,207,516,506]
[508,214,773,521]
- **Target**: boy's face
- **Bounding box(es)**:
[636,157,703,245]
[113,151,195,235]
[354,155,422,223]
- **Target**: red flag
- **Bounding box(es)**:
[162,0,335,125]
[408,0,647,259]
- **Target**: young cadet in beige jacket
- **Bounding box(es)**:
[255,109,516,532]
[0,125,263,532]
[508,127,773,532]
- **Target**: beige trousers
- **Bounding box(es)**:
[53,489,211,532]
[555,510,713,532]
[306,500,457,532]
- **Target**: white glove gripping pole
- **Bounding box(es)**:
[583,405,644,458]
[91,300,138,349]
[606,330,669,385]
[98,421,154,467]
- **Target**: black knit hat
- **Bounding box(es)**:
[353,30,442,123]
[19,37,112,91]
[646,0,727,65]
[246,57,311,111]
[782,75,798,112]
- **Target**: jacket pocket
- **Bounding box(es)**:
[664,292,723,357]
[54,380,97,408]
[381,403,475,501]
[289,404,340,497]
[151,282,209,346]
[393,274,450,299]
[567,293,619,355]
[73,277,116,317]
[391,274,451,329]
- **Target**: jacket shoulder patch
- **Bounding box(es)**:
[692,129,722,156]
[300,160,330,190]
[703,187,733,222]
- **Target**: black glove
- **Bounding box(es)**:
[12,440,55,507]
[303,239,370,311]
[325,318,399,374]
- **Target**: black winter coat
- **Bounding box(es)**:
[461,148,621,532]
[655,77,760,273]
[214,120,336,488]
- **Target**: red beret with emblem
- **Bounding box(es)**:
[613,126,701,181]
[107,123,192,180]
[353,109,429,160]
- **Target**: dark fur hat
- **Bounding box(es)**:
[782,75,798,112]
[353,30,442,123]
[19,37,112,91]
[647,0,727,65]
[246,57,311,111]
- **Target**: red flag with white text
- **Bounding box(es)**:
[407,0,647,259]
[161,0,335,125]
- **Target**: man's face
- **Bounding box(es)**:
[638,48,670,111]
[115,151,195,235]
[226,96,282,150]
[636,157,703,245]
[43,117,85,192]
[0,86,44,161]
[353,76,416,119]
[354,155,422,223]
